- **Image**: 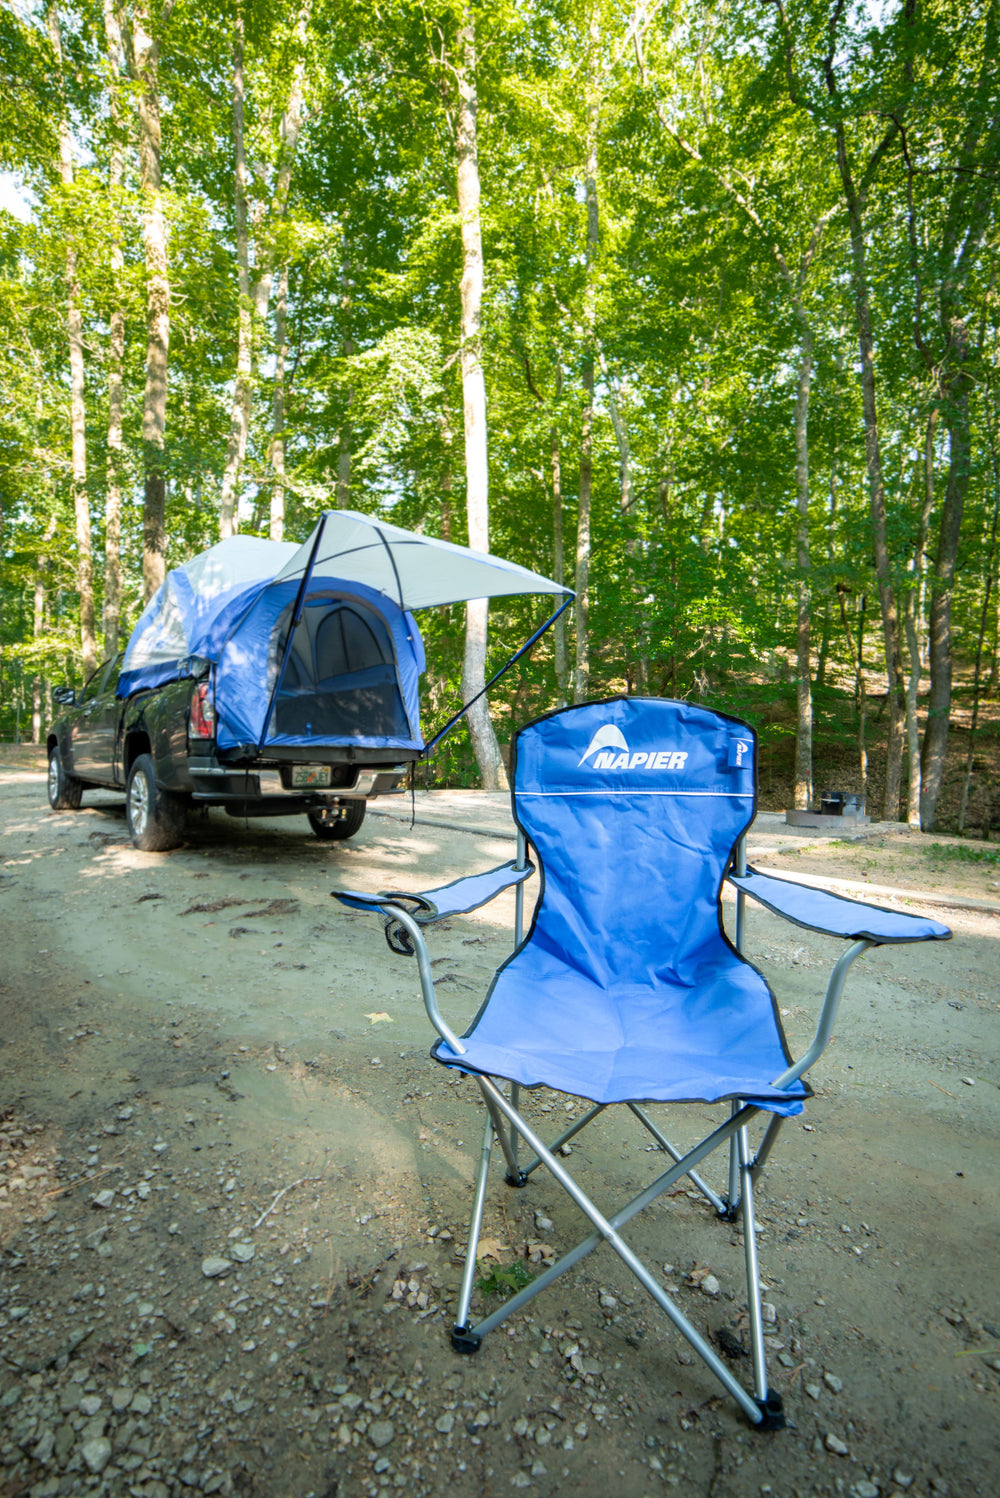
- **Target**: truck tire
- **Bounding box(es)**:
[308,800,366,841]
[48,745,83,811]
[126,753,188,852]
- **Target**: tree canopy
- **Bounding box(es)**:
[2,0,998,831]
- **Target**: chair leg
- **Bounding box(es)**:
[627,1103,726,1215]
[738,1123,785,1428]
[726,1102,742,1219]
[517,1103,607,1180]
[473,1077,769,1426]
[725,1109,786,1223]
[451,1112,495,1351]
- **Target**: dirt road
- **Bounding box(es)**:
[1,763,998,1498]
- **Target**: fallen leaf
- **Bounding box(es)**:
[476,1237,508,1262]
[364,1011,394,1025]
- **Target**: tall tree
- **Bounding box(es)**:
[454,3,506,788]
[119,0,175,601]
[47,2,96,678]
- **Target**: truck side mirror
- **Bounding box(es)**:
[53,685,77,706]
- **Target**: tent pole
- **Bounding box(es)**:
[423,595,574,756]
[255,514,328,754]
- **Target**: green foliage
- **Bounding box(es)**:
[0,0,997,837]
[926,843,1000,867]
[476,1259,536,1301]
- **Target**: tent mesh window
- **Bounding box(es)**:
[271,596,409,740]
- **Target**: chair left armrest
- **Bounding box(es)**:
[727,865,951,945]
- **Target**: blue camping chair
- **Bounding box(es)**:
[335,698,950,1427]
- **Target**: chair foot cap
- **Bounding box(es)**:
[753,1392,786,1431]
[504,1170,529,1188]
[450,1324,482,1355]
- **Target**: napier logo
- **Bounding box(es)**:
[578,724,689,772]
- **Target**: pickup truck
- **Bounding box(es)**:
[45,652,412,852]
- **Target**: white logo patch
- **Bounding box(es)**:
[578,724,629,766]
[579,725,689,773]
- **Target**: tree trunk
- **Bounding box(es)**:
[219,12,253,540]
[551,370,568,706]
[32,515,58,744]
[899,409,938,828]
[123,0,174,602]
[839,585,868,801]
[837,139,905,819]
[574,119,599,704]
[792,320,814,810]
[440,411,454,540]
[455,5,505,789]
[48,4,96,678]
[958,470,999,832]
[920,324,973,829]
[103,0,125,655]
[269,263,289,541]
[336,254,354,508]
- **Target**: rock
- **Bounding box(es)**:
[80,1435,112,1474]
[825,1433,849,1456]
[435,1412,455,1433]
[700,1274,721,1297]
[824,1371,844,1393]
[111,1388,133,1412]
[32,1428,55,1463]
[78,1394,102,1416]
[202,1256,233,1278]
[855,1482,880,1498]
[93,1189,116,1209]
[368,1419,395,1448]
[130,1392,153,1415]
[230,1242,255,1263]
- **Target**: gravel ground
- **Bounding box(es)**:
[1,765,999,1498]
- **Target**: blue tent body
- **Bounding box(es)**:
[118,512,570,755]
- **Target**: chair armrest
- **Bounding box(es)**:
[334,858,533,926]
[727,865,951,945]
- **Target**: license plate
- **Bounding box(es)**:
[291,764,331,788]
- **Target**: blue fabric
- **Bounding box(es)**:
[334,861,533,923]
[212,577,422,750]
[432,698,807,1114]
[728,867,952,944]
[120,563,424,752]
[379,862,535,922]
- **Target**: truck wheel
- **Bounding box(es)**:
[126,754,188,852]
[308,800,366,841]
[48,745,83,811]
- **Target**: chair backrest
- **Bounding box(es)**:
[511,698,756,988]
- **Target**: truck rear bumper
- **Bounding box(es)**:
[188,764,404,803]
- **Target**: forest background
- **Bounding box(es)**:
[1,0,998,833]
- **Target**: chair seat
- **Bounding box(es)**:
[433,952,808,1114]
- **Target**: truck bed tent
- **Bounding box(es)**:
[118,511,571,755]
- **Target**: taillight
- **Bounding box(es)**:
[189,681,217,739]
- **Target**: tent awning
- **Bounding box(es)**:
[275,510,572,610]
